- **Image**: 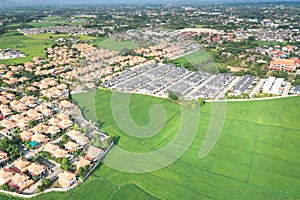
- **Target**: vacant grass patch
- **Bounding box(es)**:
[94,38,138,52]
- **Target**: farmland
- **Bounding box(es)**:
[1,89,300,199]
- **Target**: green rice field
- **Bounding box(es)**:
[1,89,300,199]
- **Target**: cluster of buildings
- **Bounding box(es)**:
[262,77,287,95]
[102,62,235,100]
[250,28,300,42]
[102,58,294,99]
[0,49,25,60]
[17,26,104,36]
[0,42,112,194]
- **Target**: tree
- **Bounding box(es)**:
[60,158,69,170]
[168,91,178,101]
[42,178,51,187]
[62,134,69,144]
[27,120,37,129]
[78,165,90,179]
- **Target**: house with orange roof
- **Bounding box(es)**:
[0,150,9,166]
[17,116,33,129]
[59,100,75,109]
[48,117,61,126]
[58,171,76,188]
[10,100,27,111]
[45,125,60,135]
[43,143,69,158]
[10,113,23,120]
[35,105,53,116]
[12,158,31,173]
[0,168,14,186]
[19,130,34,141]
[0,96,8,104]
[31,133,49,143]
[27,162,48,177]
[58,119,73,129]
[64,141,80,152]
[74,135,89,146]
[0,104,12,117]
[43,143,58,154]
[85,146,104,161]
[31,123,48,134]
[56,113,70,120]
[53,148,69,158]
[74,157,90,171]
[9,173,34,192]
[66,130,81,139]
[26,109,43,121]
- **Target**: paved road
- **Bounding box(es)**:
[282,82,291,96]
[249,78,265,97]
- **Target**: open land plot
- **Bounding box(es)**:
[173,48,212,69]
[94,38,139,52]
[2,90,300,199]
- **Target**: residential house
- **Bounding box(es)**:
[31,124,48,134]
[74,135,89,146]
[45,125,60,135]
[74,157,90,171]
[9,173,34,191]
[64,141,80,152]
[27,162,48,177]
[0,168,14,186]
[85,146,103,161]
[31,133,49,143]
[26,109,43,121]
[19,130,34,141]
[58,171,76,188]
[0,151,9,166]
[58,119,73,129]
[12,158,31,173]
[43,143,69,158]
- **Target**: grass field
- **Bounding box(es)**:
[1,89,300,199]
[0,33,97,65]
[27,22,84,28]
[173,48,214,71]
[94,38,139,52]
